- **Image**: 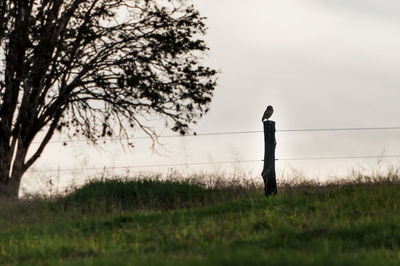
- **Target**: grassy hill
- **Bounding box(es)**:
[1,176,400,265]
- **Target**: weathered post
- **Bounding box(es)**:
[262,120,277,196]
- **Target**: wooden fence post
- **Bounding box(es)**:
[262,120,277,196]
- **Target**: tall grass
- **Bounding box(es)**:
[1,171,400,265]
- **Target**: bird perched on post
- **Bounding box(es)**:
[262,105,274,121]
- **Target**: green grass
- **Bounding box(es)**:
[1,177,400,265]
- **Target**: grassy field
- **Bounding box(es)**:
[1,175,400,266]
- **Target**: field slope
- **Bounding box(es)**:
[0,179,400,265]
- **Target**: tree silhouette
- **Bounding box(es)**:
[0,0,217,198]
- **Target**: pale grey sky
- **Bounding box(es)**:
[22,0,400,195]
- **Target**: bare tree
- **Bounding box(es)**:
[0,0,217,198]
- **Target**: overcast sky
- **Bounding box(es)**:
[22,0,400,195]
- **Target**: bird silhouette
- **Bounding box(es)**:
[262,105,274,121]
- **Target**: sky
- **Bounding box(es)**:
[21,0,400,195]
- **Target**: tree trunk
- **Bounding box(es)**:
[0,142,12,197]
[0,141,24,199]
[0,177,20,199]
[0,163,21,200]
